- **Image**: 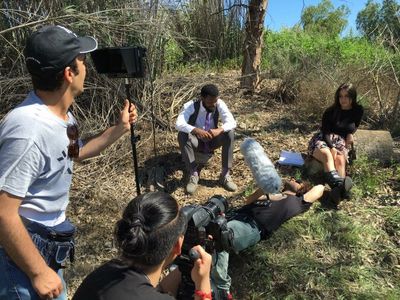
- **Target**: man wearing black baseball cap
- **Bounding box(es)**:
[0,25,138,300]
[25,25,98,77]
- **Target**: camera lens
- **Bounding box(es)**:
[205,195,227,218]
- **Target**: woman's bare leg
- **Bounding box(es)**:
[313,147,335,172]
[335,153,346,177]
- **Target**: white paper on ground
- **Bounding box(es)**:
[278,150,304,167]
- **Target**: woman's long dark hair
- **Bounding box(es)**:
[331,83,361,110]
[114,191,186,269]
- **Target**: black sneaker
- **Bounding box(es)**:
[341,176,353,200]
[330,186,342,205]
[320,190,339,210]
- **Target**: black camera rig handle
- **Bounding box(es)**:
[125,79,141,195]
[189,248,200,261]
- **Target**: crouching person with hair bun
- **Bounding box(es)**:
[73,192,212,300]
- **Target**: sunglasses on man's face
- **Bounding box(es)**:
[67,124,79,159]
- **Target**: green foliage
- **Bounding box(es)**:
[395,164,400,181]
[356,0,400,45]
[164,39,184,70]
[262,29,400,135]
[163,55,241,73]
[263,30,394,72]
[383,205,400,231]
[300,0,350,37]
[293,168,302,182]
[339,36,391,65]
[243,182,256,197]
[356,0,381,40]
[263,29,341,73]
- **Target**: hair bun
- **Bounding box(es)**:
[130,213,145,228]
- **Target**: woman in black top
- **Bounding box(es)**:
[308,83,364,188]
[73,192,212,300]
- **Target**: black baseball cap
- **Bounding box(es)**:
[24,25,98,76]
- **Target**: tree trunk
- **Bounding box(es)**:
[240,0,268,91]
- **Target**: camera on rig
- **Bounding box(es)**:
[90,46,147,195]
[91,46,146,78]
[175,195,232,300]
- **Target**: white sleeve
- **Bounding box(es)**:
[175,100,196,134]
[218,99,236,132]
[0,138,45,198]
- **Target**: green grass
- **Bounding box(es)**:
[350,155,387,199]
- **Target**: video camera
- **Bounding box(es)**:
[175,195,232,300]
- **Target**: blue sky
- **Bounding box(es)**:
[265,0,383,35]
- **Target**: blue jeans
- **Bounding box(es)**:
[0,233,68,300]
[211,219,261,292]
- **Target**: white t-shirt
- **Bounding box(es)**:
[0,91,76,226]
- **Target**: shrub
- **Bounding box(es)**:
[262,29,400,137]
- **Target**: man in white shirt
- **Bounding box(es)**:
[176,84,237,194]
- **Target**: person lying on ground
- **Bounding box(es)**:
[210,179,349,299]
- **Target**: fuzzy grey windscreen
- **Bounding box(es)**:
[240,138,281,194]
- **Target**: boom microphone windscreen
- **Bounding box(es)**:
[240,138,281,194]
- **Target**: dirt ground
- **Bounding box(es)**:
[65,71,400,298]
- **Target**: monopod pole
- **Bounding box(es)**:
[125,78,141,195]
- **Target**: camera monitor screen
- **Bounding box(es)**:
[91,47,146,78]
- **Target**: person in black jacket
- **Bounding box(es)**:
[73,192,212,300]
[308,83,363,189]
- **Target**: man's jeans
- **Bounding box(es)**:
[0,233,67,300]
[211,219,261,291]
